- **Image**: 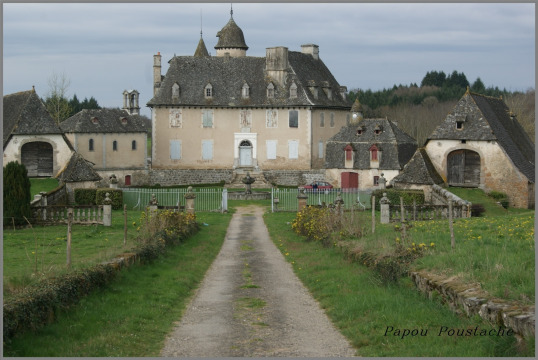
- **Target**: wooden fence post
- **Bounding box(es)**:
[67,208,73,268]
[124,204,127,246]
[371,195,375,234]
[449,200,455,249]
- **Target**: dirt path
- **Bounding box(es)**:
[160,205,357,357]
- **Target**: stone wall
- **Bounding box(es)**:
[262,169,325,186]
[149,169,234,186]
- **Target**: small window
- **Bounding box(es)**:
[371,147,378,161]
[172,83,180,98]
[89,138,94,151]
[456,121,464,130]
[318,140,324,159]
[320,112,325,127]
[242,82,250,98]
[356,129,363,136]
[132,140,137,150]
[121,117,128,125]
[113,140,118,151]
[373,176,380,185]
[330,113,335,127]
[374,129,382,135]
[290,82,297,98]
[345,144,353,161]
[204,83,213,98]
[289,110,299,128]
[202,109,214,128]
[91,117,98,124]
[267,82,275,98]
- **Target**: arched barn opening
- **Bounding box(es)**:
[447,149,480,187]
[21,142,53,177]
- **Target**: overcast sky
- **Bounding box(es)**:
[3,2,535,118]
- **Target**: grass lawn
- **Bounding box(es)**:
[264,211,533,357]
[3,211,232,357]
[29,178,60,198]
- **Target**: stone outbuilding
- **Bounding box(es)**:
[56,152,102,204]
[3,88,73,177]
[60,108,150,186]
[324,112,417,190]
[424,89,535,208]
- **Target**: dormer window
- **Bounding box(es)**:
[356,126,364,136]
[456,121,464,130]
[374,125,383,135]
[242,82,250,98]
[204,83,213,98]
[290,82,297,99]
[267,82,275,98]
[172,83,180,98]
[370,144,379,161]
[120,117,128,125]
[91,117,98,124]
[345,144,353,161]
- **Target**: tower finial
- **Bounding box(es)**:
[200,9,203,37]
[230,3,233,18]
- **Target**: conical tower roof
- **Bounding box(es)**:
[215,15,248,50]
[194,36,210,57]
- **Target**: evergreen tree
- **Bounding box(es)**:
[3,161,32,226]
[471,77,486,93]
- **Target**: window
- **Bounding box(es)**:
[266,140,277,160]
[204,83,213,98]
[288,140,299,159]
[289,110,299,128]
[370,144,378,161]
[202,140,213,160]
[242,82,250,98]
[373,176,380,186]
[89,138,94,151]
[169,109,182,127]
[132,140,137,150]
[172,83,180,98]
[202,109,214,128]
[267,82,275,98]
[170,140,181,160]
[456,121,464,130]
[290,82,297,98]
[318,140,324,159]
[330,113,335,127]
[320,112,325,127]
[113,140,118,151]
[266,109,278,128]
[345,144,353,161]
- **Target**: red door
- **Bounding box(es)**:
[341,172,358,190]
[125,175,131,186]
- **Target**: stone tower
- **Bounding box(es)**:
[214,8,248,57]
[122,89,140,115]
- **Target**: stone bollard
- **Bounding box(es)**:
[380,192,391,224]
[103,193,112,226]
[184,186,196,214]
[297,187,308,212]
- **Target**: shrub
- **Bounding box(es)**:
[74,188,97,205]
[291,206,346,246]
[3,161,32,226]
[488,190,508,200]
[471,203,486,217]
[96,189,123,210]
[136,210,199,247]
[371,189,425,210]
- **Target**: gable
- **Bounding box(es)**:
[60,108,149,134]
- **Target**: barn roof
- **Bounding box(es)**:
[325,118,418,170]
[147,51,350,109]
[392,148,445,185]
[56,152,102,183]
[60,108,149,134]
[3,89,62,148]
[427,90,535,182]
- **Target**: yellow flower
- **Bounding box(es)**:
[430,242,435,247]
[285,252,289,256]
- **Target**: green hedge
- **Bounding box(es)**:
[74,188,97,205]
[96,189,123,210]
[371,189,425,210]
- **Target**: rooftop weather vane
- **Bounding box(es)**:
[231,3,233,18]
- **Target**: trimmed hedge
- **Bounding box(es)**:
[371,189,425,210]
[74,188,97,205]
[96,189,123,210]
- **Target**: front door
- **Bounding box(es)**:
[239,140,252,167]
[21,141,53,177]
[447,149,480,187]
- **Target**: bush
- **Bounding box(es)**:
[3,161,32,226]
[96,189,123,210]
[487,191,509,209]
[471,203,486,217]
[371,189,425,210]
[74,188,97,205]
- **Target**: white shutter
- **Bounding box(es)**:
[288,140,299,159]
[318,140,324,159]
[202,140,213,160]
[170,140,181,160]
[266,140,277,159]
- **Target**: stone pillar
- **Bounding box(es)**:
[103,192,112,226]
[40,191,48,221]
[148,193,158,217]
[297,187,308,212]
[334,192,344,217]
[184,186,196,214]
[380,192,391,224]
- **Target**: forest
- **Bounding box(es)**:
[347,70,535,146]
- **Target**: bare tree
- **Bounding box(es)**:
[45,71,72,125]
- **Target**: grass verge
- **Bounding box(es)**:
[264,211,533,357]
[3,211,232,357]
[29,178,60,198]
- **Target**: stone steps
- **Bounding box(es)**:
[226,169,271,189]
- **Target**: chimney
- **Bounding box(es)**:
[301,44,319,60]
[153,52,162,96]
[265,47,289,87]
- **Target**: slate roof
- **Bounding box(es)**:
[194,36,210,57]
[325,118,418,170]
[3,89,62,148]
[147,51,350,109]
[215,16,248,50]
[60,108,149,133]
[427,90,535,182]
[56,152,102,183]
[392,148,445,185]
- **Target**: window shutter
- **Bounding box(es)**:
[266,140,277,159]
[170,140,181,160]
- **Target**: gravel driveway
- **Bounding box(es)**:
[160,205,357,357]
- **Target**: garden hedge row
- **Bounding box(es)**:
[74,188,123,210]
[371,189,425,210]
